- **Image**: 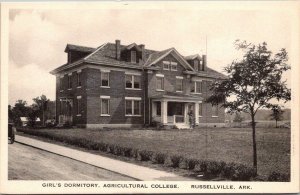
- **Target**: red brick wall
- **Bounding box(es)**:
[85,68,144,125]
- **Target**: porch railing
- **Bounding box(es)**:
[58,115,73,125]
[173,115,185,124]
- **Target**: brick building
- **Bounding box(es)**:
[50,40,227,128]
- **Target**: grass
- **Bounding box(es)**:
[18,127,290,176]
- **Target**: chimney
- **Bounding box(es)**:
[202,55,207,71]
[140,44,145,61]
[115,39,121,60]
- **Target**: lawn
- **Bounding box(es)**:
[18,127,290,176]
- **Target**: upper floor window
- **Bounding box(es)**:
[131,50,137,63]
[101,72,110,87]
[163,61,170,70]
[171,62,177,71]
[156,74,164,91]
[191,81,202,93]
[212,104,219,117]
[194,60,199,71]
[126,74,141,89]
[68,74,72,89]
[100,96,110,116]
[176,77,183,92]
[77,71,82,87]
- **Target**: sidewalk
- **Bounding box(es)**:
[15,135,195,181]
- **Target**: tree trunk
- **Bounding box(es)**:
[275,120,278,128]
[251,112,258,175]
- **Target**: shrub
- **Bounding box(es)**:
[198,160,208,172]
[170,155,183,168]
[153,152,167,164]
[185,158,198,170]
[206,161,226,176]
[268,171,290,182]
[98,142,109,152]
[131,148,139,159]
[222,162,237,179]
[123,147,133,157]
[232,164,256,181]
[139,150,154,161]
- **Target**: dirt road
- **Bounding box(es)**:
[8,143,135,180]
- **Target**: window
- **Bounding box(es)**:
[199,103,203,117]
[163,61,170,70]
[77,71,82,87]
[101,72,109,87]
[191,81,202,93]
[131,50,137,63]
[125,98,141,116]
[68,74,72,89]
[156,76,164,90]
[100,96,110,116]
[212,105,219,117]
[171,62,177,71]
[194,60,199,71]
[77,96,81,115]
[126,74,141,89]
[176,77,183,92]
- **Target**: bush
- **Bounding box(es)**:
[170,155,183,168]
[153,152,167,164]
[222,162,237,179]
[98,142,109,152]
[206,161,226,176]
[232,164,256,181]
[123,147,133,157]
[268,171,290,182]
[185,158,198,170]
[139,150,154,161]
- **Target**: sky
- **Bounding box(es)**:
[8,3,293,107]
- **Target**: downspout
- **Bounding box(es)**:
[143,67,146,126]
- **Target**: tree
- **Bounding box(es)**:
[206,40,291,175]
[270,105,284,128]
[11,100,30,126]
[32,95,49,126]
[233,112,244,123]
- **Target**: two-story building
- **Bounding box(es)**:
[50,40,227,129]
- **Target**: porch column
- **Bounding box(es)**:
[184,103,189,123]
[194,102,199,125]
[161,100,168,124]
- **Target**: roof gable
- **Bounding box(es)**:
[144,48,194,71]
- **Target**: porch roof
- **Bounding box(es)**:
[150,92,203,102]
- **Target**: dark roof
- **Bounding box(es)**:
[51,42,227,80]
[64,44,95,53]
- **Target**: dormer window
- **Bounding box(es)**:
[131,51,137,63]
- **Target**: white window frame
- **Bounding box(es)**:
[67,73,72,90]
[163,61,170,70]
[212,104,219,117]
[125,97,142,117]
[125,74,141,90]
[175,76,183,92]
[156,74,164,91]
[101,71,110,88]
[100,96,110,116]
[76,96,82,116]
[131,50,137,63]
[199,102,203,117]
[170,62,177,71]
[59,76,64,92]
[191,81,202,94]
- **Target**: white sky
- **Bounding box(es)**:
[8,3,293,107]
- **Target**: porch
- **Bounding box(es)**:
[151,94,203,129]
[58,98,73,125]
